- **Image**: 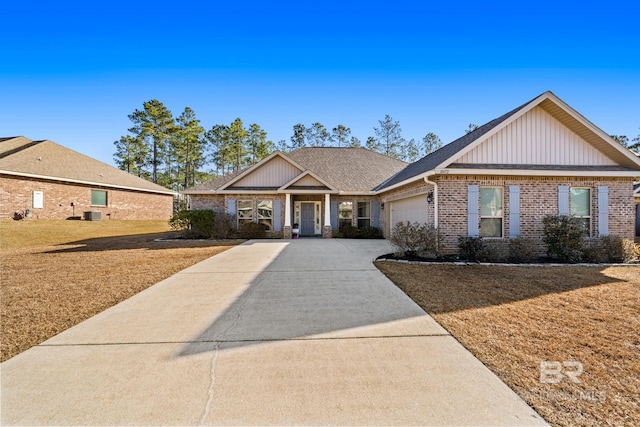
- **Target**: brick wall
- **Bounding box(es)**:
[0,175,173,220]
[435,175,636,254]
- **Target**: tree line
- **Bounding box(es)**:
[114,100,640,192]
[113,100,446,190]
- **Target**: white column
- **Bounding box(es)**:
[284,193,291,227]
[324,194,331,227]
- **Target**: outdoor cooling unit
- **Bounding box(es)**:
[83,211,102,221]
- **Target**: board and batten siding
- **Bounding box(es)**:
[454,106,617,166]
[233,156,302,187]
[290,174,325,187]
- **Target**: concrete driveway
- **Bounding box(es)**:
[1,239,546,426]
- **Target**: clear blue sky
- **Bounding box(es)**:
[2,0,639,167]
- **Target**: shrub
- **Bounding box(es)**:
[211,213,236,239]
[358,226,382,239]
[390,222,443,258]
[542,215,585,263]
[458,236,487,262]
[622,239,640,263]
[338,224,360,238]
[239,222,267,239]
[169,210,216,239]
[507,237,539,263]
[583,235,625,263]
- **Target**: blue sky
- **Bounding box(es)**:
[2,0,639,167]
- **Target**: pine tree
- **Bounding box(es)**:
[127,99,175,184]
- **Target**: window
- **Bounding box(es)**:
[33,191,44,209]
[91,190,107,206]
[570,188,591,235]
[357,201,371,229]
[338,201,353,228]
[480,187,503,238]
[237,200,253,228]
[258,200,273,231]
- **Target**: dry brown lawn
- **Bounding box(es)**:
[376,262,640,427]
[1,220,242,362]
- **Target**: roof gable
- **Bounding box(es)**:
[279,170,337,193]
[220,152,304,190]
[185,147,407,194]
[377,91,640,191]
[0,137,174,195]
[451,105,617,166]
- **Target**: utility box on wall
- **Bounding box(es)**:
[83,211,102,221]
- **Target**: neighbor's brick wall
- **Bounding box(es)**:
[0,175,173,220]
[435,175,636,254]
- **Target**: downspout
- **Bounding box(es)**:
[424,173,438,228]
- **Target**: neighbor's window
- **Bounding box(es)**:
[357,201,371,229]
[258,199,273,231]
[480,187,503,238]
[237,200,253,228]
[338,201,353,227]
[570,188,591,235]
[91,190,108,206]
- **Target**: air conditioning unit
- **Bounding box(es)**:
[84,211,102,221]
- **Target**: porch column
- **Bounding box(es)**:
[284,193,291,227]
[284,193,292,239]
[322,193,332,238]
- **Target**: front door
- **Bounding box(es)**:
[300,202,315,235]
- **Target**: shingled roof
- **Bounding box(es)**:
[185,147,407,194]
[0,136,174,195]
[374,96,533,191]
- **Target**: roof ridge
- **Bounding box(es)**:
[0,139,43,159]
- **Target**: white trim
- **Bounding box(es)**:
[442,168,640,178]
[284,193,291,227]
[0,170,175,195]
[324,194,331,227]
[479,186,504,239]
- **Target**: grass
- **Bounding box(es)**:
[376,262,640,427]
[1,220,242,362]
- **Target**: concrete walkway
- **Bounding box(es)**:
[1,239,547,426]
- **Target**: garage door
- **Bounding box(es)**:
[390,194,428,229]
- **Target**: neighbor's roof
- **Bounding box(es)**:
[185,147,407,194]
[0,136,174,195]
[375,91,640,191]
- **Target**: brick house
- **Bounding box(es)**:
[0,136,174,220]
[184,92,640,251]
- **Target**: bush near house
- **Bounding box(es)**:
[457,236,489,262]
[239,222,267,239]
[390,222,443,258]
[336,225,383,239]
[507,237,539,263]
[169,210,216,239]
[542,215,586,262]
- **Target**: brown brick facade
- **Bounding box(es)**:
[190,193,383,238]
[0,175,173,220]
[434,175,636,254]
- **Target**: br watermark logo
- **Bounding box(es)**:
[539,360,583,384]
[534,360,606,403]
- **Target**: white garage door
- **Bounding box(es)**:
[390,194,428,228]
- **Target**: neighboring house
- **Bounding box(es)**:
[0,136,174,220]
[184,91,640,253]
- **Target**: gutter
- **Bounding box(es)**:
[0,170,176,196]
